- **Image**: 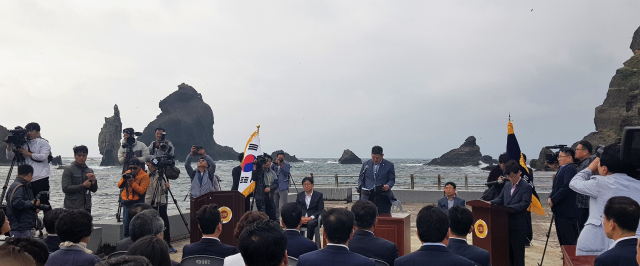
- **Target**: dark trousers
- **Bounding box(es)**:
[157,204,172,246]
[256,197,277,221]
[577,208,589,233]
[525,211,532,245]
[301,218,319,241]
[363,192,392,214]
[509,228,526,266]
[555,215,579,246]
[30,177,50,214]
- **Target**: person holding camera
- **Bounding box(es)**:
[5,122,52,213]
[185,146,220,198]
[253,155,278,220]
[143,156,176,252]
[117,158,150,238]
[118,128,149,173]
[148,128,175,157]
[358,146,396,214]
[61,145,98,213]
[271,152,291,218]
[5,164,44,238]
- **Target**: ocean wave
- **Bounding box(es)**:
[303,160,315,163]
[326,161,338,164]
[402,163,424,166]
[88,166,113,170]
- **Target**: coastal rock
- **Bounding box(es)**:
[138,83,238,161]
[98,105,122,166]
[632,26,640,55]
[0,125,10,165]
[270,150,302,163]
[482,155,498,165]
[338,149,362,164]
[427,136,485,166]
[50,155,63,166]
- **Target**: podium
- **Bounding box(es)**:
[561,245,597,266]
[467,200,515,266]
[374,213,412,256]
[190,191,246,246]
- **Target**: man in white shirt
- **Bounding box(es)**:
[295,177,324,241]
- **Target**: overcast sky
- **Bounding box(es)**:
[1,1,639,159]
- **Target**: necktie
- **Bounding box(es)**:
[374,164,379,181]
[198,172,203,185]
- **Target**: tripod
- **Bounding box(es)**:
[149,168,190,234]
[288,173,299,194]
[0,153,25,208]
[538,214,555,266]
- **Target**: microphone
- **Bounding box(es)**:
[361,164,369,175]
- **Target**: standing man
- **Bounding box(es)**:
[358,146,396,214]
[144,156,175,252]
[549,148,579,246]
[61,145,97,213]
[118,128,149,173]
[296,177,324,241]
[437,182,466,212]
[148,128,175,157]
[574,140,595,233]
[271,152,291,219]
[490,161,532,266]
[5,165,41,238]
[117,158,150,238]
[5,122,52,213]
[232,152,252,212]
[253,155,278,220]
[185,146,220,198]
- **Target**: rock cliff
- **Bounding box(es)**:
[427,136,487,166]
[270,150,302,163]
[338,149,362,164]
[98,105,123,166]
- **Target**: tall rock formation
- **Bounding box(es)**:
[338,149,362,164]
[427,136,487,166]
[270,150,302,163]
[98,105,123,166]
[138,83,238,161]
[0,125,10,165]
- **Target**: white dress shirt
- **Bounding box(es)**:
[609,236,637,250]
[305,191,315,219]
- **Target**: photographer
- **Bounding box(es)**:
[253,154,278,220]
[118,128,149,172]
[185,146,220,198]
[5,165,44,238]
[271,152,291,218]
[148,128,175,157]
[5,122,52,212]
[117,158,150,238]
[143,156,175,252]
[61,145,98,213]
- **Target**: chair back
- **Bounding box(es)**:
[372,258,389,266]
[391,200,403,213]
[107,251,128,260]
[181,255,225,266]
[287,256,298,266]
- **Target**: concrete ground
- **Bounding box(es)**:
[169,202,563,266]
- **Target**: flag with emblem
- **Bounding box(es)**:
[507,117,545,216]
[238,126,262,197]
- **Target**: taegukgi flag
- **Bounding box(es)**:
[238,126,262,197]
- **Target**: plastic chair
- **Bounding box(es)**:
[372,258,390,266]
[391,200,403,213]
[181,255,225,266]
[107,251,128,260]
[299,215,322,248]
[287,256,298,266]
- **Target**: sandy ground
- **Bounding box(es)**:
[169,202,563,266]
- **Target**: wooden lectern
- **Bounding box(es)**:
[190,191,246,246]
[467,200,515,266]
[374,213,412,256]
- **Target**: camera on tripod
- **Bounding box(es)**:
[4,126,29,148]
[544,145,568,164]
[158,132,169,151]
[121,128,142,149]
[153,154,175,168]
[35,191,52,211]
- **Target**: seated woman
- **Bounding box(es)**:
[46,210,100,266]
[224,211,270,266]
[0,209,11,245]
[127,235,179,266]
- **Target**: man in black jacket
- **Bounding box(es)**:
[296,177,324,241]
[447,206,491,266]
[281,202,318,258]
[232,152,252,211]
[183,204,238,259]
[5,164,42,238]
[43,208,66,252]
[595,196,640,266]
[349,200,399,266]
[548,148,579,246]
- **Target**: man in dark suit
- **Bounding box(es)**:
[349,200,399,266]
[548,148,579,246]
[447,206,491,266]
[231,152,252,212]
[490,161,532,266]
[238,220,289,266]
[43,208,66,253]
[182,204,238,259]
[358,146,396,214]
[280,202,318,258]
[296,177,324,241]
[595,196,640,266]
[438,182,466,212]
[298,208,374,266]
[395,206,474,266]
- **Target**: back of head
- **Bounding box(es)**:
[604,196,640,233]
[234,211,269,239]
[44,208,67,234]
[448,206,474,237]
[56,209,93,243]
[323,208,355,244]
[3,238,48,266]
[503,160,520,175]
[130,209,164,242]
[238,220,287,266]
[127,203,152,223]
[127,235,172,266]
[417,206,449,243]
[498,153,510,164]
[281,202,303,229]
[351,200,377,230]
[196,204,221,234]
[17,164,34,177]
[600,144,629,174]
[0,244,36,266]
[96,255,153,266]
[238,152,245,162]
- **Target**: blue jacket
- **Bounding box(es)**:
[447,238,491,266]
[45,246,101,266]
[182,237,238,259]
[44,235,61,253]
[549,164,578,218]
[348,230,399,266]
[358,159,396,199]
[271,162,291,190]
[5,178,36,231]
[298,245,375,266]
[490,178,532,231]
[437,197,466,213]
[285,229,318,258]
[594,238,638,266]
[395,244,475,266]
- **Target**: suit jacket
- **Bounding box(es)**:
[45,246,101,266]
[296,191,324,219]
[549,164,578,218]
[447,238,491,266]
[490,178,532,231]
[116,237,134,252]
[285,230,318,258]
[182,237,238,259]
[43,235,61,253]
[348,230,399,266]
[594,238,638,266]
[358,159,396,199]
[394,244,475,266]
[298,245,375,266]
[231,165,241,191]
[437,197,466,213]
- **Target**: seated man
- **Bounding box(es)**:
[298,208,374,266]
[47,209,101,266]
[280,202,318,258]
[438,182,465,212]
[116,203,152,251]
[238,220,289,266]
[183,204,238,259]
[118,209,164,252]
[296,177,324,241]
[43,208,66,253]
[395,206,474,266]
[0,243,37,266]
[349,200,399,266]
[595,196,640,266]
[4,238,49,266]
[447,206,491,266]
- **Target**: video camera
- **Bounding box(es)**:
[544,145,568,164]
[153,154,176,168]
[620,126,640,178]
[35,191,51,211]
[158,132,169,152]
[4,126,28,148]
[121,128,142,149]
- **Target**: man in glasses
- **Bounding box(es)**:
[549,147,579,246]
[117,158,150,238]
[185,145,219,198]
[574,140,595,233]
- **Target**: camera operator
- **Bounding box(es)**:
[5,165,46,238]
[143,156,175,252]
[5,122,52,213]
[117,158,150,238]
[148,128,175,157]
[270,152,291,218]
[185,146,220,198]
[574,140,596,232]
[61,145,97,213]
[118,128,149,172]
[253,154,278,220]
